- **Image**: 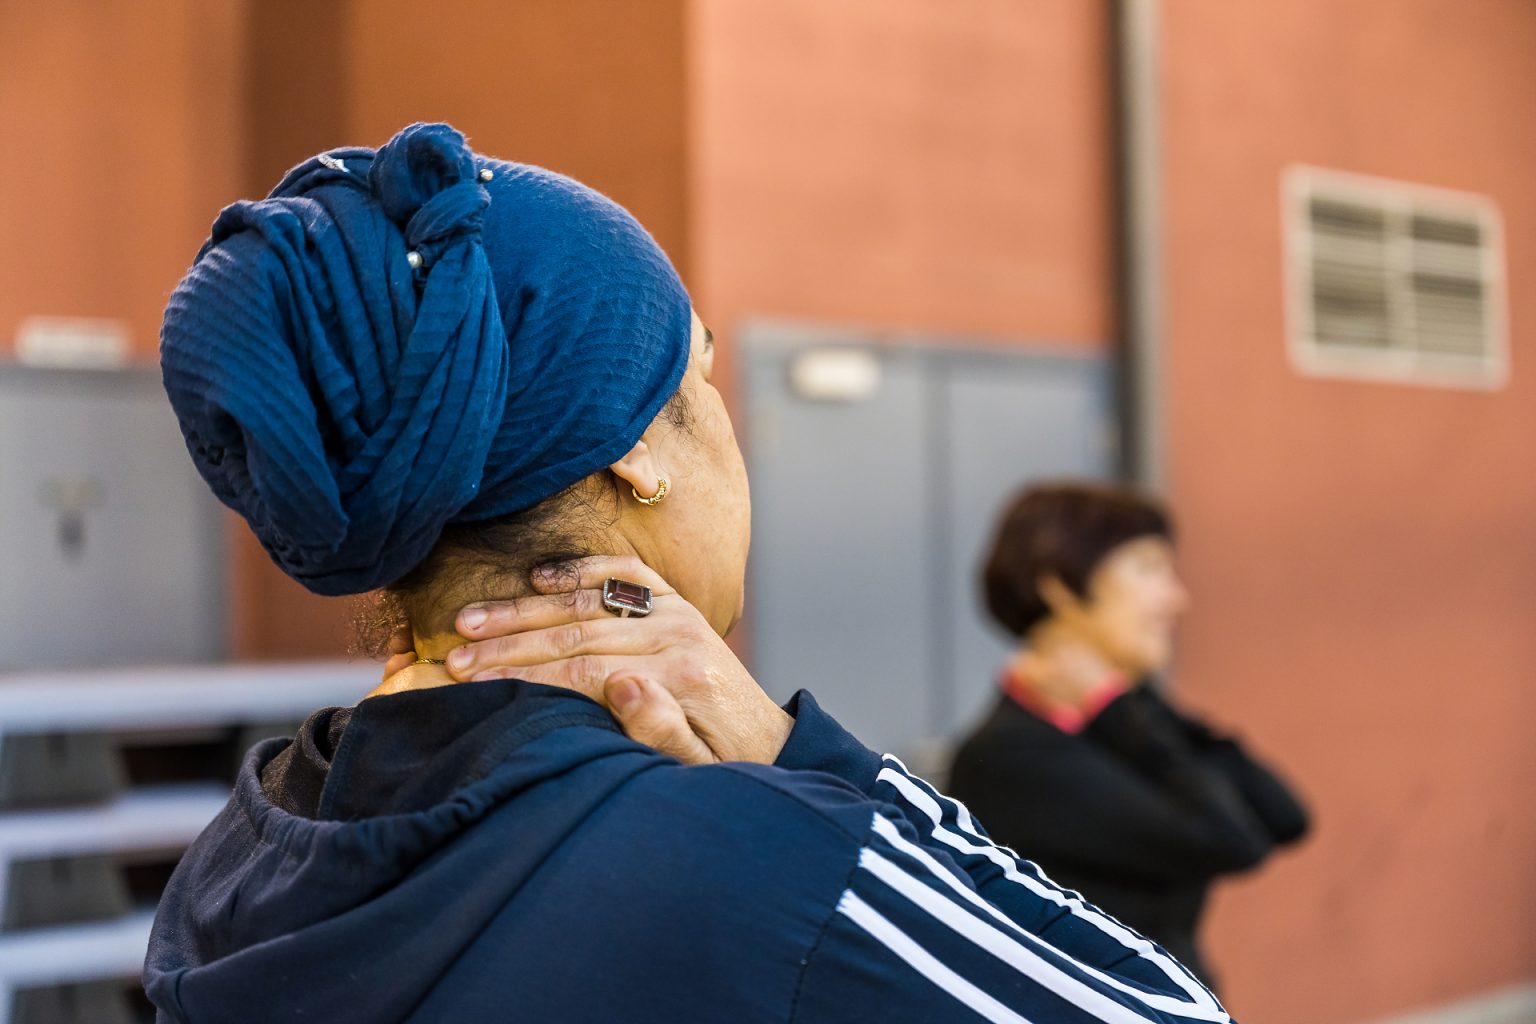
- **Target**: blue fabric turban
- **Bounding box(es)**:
[161,123,692,596]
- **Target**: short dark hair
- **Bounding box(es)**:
[982,482,1173,637]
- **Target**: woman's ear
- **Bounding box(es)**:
[1037,574,1080,616]
[609,439,666,501]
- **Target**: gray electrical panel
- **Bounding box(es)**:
[742,326,1113,762]
[0,365,225,670]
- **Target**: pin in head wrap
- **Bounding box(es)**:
[160,123,691,595]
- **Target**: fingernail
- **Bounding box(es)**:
[448,647,471,672]
[609,678,641,713]
[460,607,487,631]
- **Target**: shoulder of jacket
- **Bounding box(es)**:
[632,759,884,849]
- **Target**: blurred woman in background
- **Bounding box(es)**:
[948,483,1309,989]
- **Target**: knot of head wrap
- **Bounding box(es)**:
[369,122,489,264]
[160,122,691,595]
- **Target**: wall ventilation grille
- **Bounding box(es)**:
[1286,168,1506,388]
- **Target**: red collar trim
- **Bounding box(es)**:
[999,667,1126,734]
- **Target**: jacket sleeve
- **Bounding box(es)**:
[1174,709,1310,846]
[776,692,1232,1023]
[986,691,1283,880]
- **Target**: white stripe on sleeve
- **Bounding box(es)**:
[874,757,1222,1013]
[858,837,1224,1023]
[867,815,1229,1022]
[836,890,1036,1024]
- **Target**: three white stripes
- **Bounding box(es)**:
[831,755,1231,1023]
[874,759,1222,1013]
[866,817,1229,1022]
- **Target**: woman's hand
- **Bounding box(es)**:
[1012,642,1128,715]
[372,556,793,766]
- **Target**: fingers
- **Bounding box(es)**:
[529,555,675,597]
[490,656,616,703]
[604,674,716,766]
[449,615,683,680]
[500,661,718,765]
[455,565,679,640]
[456,587,611,640]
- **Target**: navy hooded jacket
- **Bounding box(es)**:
[144,680,1234,1023]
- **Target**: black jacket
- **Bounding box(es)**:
[948,686,1309,988]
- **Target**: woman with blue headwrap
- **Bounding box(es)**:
[147,123,1237,1023]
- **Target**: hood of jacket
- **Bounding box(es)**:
[144,678,670,1021]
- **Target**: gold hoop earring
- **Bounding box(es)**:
[631,476,669,506]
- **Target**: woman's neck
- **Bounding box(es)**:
[414,632,467,663]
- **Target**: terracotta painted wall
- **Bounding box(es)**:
[1162,2,1536,1020]
[687,0,1113,391]
[0,1,248,360]
[345,0,690,272]
[230,0,690,658]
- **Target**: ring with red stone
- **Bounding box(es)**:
[601,578,654,618]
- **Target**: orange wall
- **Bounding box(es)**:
[0,1,248,360]
[688,0,1113,389]
[1162,1,1536,1020]
[344,0,690,273]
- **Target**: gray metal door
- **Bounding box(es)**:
[0,366,226,670]
[742,326,1112,760]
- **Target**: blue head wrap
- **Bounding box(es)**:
[161,123,691,595]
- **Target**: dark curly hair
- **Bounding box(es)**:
[982,482,1173,638]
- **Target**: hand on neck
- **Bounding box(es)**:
[405,529,653,667]
[1021,618,1104,668]
[1010,620,1130,715]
